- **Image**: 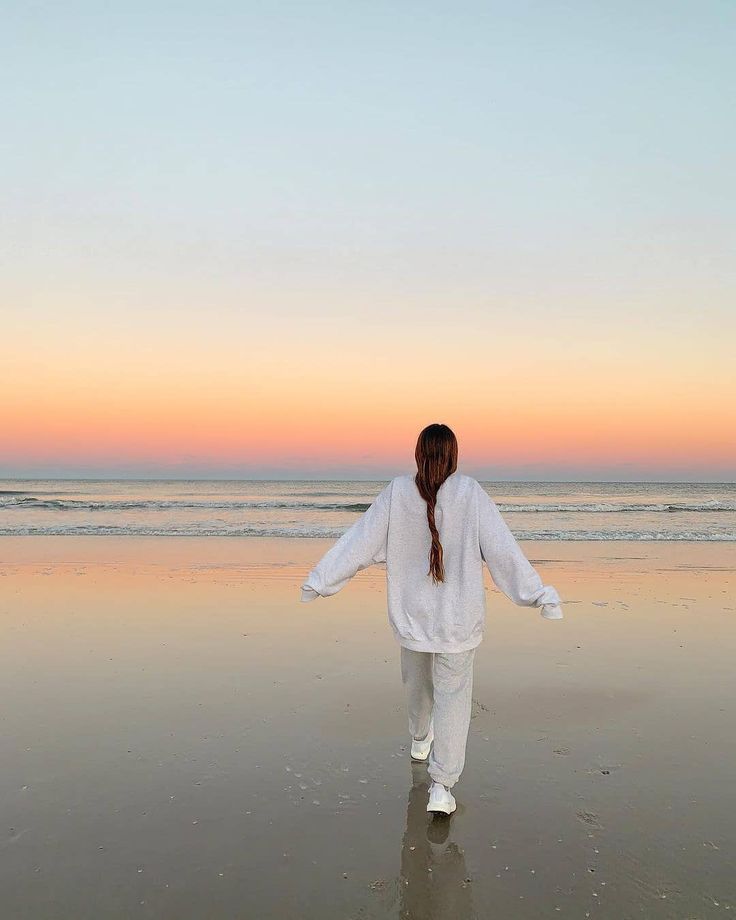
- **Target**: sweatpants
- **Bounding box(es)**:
[400,645,476,789]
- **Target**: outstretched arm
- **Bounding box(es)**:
[476,481,563,619]
[300,481,392,602]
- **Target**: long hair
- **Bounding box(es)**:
[414,423,458,585]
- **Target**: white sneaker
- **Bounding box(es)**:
[427,781,456,815]
[410,729,434,762]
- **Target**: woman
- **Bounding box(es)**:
[300,423,563,815]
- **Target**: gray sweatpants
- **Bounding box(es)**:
[400,646,476,788]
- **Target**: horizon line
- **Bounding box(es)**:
[2,476,734,485]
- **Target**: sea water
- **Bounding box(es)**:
[1,479,734,540]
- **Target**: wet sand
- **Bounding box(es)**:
[1,537,734,919]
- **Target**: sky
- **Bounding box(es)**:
[2,1,734,481]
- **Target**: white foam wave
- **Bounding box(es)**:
[2,495,735,514]
[1,525,734,541]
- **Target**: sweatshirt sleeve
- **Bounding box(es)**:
[300,481,392,602]
[476,481,563,619]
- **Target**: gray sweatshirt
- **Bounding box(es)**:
[300,471,563,653]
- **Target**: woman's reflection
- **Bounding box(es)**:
[398,762,477,919]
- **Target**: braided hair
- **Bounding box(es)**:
[414,423,458,584]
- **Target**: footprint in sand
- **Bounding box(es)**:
[576,810,604,829]
[471,698,490,719]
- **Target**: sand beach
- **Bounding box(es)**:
[1,536,734,918]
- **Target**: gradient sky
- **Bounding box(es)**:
[2,1,734,480]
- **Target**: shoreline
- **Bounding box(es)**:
[1,533,732,569]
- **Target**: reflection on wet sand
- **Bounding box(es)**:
[399,763,475,920]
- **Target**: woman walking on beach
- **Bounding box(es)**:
[300,423,563,815]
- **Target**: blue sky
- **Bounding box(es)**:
[2,1,734,480]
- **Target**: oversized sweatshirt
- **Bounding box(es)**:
[300,471,563,653]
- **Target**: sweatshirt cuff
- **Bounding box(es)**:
[541,603,563,619]
[301,586,320,603]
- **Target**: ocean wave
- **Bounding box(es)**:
[0,497,373,513]
[496,500,736,513]
[0,525,734,540]
[2,495,734,514]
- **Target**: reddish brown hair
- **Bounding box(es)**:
[414,423,458,584]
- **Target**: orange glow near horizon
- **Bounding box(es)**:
[3,343,734,476]
[3,290,734,478]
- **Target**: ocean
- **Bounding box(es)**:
[1,479,734,540]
